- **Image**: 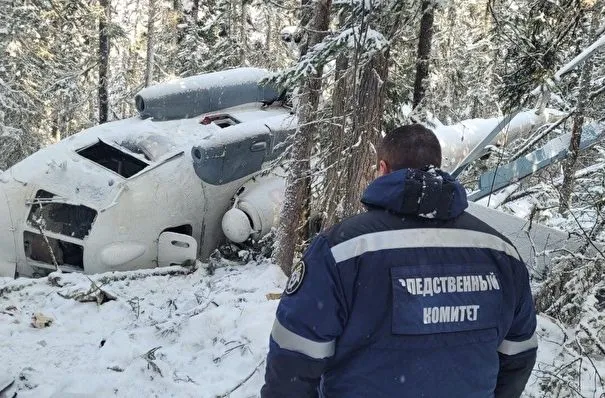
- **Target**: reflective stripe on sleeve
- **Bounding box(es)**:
[498,332,538,355]
[271,318,336,359]
[330,228,520,263]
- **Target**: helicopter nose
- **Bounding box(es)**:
[0,183,17,278]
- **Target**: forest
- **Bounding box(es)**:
[1,0,605,396]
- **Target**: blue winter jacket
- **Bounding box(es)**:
[262,168,538,398]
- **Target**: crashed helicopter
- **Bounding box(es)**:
[0,67,594,278]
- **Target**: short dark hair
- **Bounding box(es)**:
[377,124,442,170]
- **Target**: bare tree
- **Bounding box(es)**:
[98,0,111,124]
[412,0,435,110]
[273,0,332,276]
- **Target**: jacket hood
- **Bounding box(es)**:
[361,168,468,220]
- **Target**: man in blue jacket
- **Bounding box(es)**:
[261,124,538,397]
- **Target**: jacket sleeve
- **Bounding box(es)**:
[495,257,538,398]
[261,235,348,398]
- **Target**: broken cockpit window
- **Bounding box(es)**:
[23,231,84,270]
[77,140,148,178]
[27,190,97,240]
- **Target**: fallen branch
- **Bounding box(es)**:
[579,323,605,356]
[216,359,265,398]
[56,280,117,305]
[0,280,38,298]
[213,342,250,364]
[94,266,196,285]
[141,346,163,377]
[533,360,586,397]
[156,299,219,337]
[107,366,124,372]
[575,327,604,389]
[173,371,198,384]
[29,210,61,272]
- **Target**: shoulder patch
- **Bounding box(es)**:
[285,260,306,295]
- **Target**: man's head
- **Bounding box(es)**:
[377,124,442,176]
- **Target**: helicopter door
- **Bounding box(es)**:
[0,185,17,277]
[158,231,197,267]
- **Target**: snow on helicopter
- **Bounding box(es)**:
[0,67,584,278]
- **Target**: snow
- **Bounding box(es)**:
[136,68,270,98]
[0,261,286,398]
[524,315,605,397]
[1,256,604,397]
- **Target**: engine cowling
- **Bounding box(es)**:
[134,68,279,121]
[222,173,286,243]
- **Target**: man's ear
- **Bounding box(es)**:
[379,160,391,176]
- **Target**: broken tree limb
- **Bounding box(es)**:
[155,299,219,337]
[94,265,196,285]
[0,280,38,298]
[29,208,61,272]
[56,280,117,305]
[216,359,265,398]
[141,346,163,377]
[579,323,605,356]
[510,111,575,161]
[48,266,195,290]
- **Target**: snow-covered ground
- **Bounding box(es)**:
[0,262,285,398]
[528,318,605,398]
[1,260,603,397]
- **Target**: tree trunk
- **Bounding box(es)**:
[322,51,350,228]
[123,0,142,118]
[239,0,247,65]
[273,0,331,276]
[98,0,110,124]
[144,0,156,87]
[265,9,272,55]
[322,8,350,229]
[412,0,435,110]
[342,51,389,218]
[174,0,185,46]
[192,0,200,23]
[52,110,60,142]
[559,8,598,214]
[296,0,314,56]
[295,0,326,250]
